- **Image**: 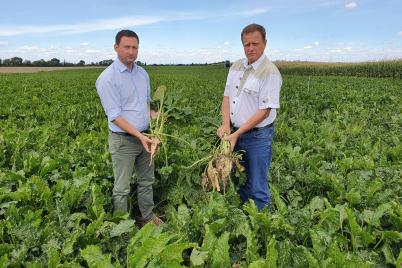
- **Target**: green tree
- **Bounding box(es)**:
[49,58,60,66]
[10,57,23,66]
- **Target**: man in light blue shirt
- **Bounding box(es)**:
[96,29,163,227]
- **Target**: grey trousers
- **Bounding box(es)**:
[108,132,155,221]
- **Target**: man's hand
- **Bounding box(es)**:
[224,132,239,151]
[150,110,159,120]
[139,134,153,153]
[217,125,231,138]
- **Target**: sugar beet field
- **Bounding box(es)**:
[0,65,401,267]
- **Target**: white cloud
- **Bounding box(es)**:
[85,49,100,53]
[242,8,271,16]
[140,46,243,64]
[223,41,231,46]
[3,40,401,64]
[16,45,38,51]
[0,41,8,46]
[0,8,270,37]
[81,42,89,46]
[397,31,402,37]
[296,42,320,51]
[0,17,162,37]
[283,42,402,62]
[3,44,115,63]
[345,2,357,10]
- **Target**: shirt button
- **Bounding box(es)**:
[231,112,233,115]
[236,86,239,88]
[233,101,235,104]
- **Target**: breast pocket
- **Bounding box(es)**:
[242,80,259,101]
[243,87,258,98]
[120,86,139,111]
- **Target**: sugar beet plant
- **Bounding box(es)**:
[0,66,401,267]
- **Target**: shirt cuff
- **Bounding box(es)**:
[107,108,122,122]
[259,103,280,109]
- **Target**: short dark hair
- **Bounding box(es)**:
[115,30,139,45]
[241,24,266,43]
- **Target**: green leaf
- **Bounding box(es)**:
[326,240,345,267]
[128,223,160,251]
[0,243,13,256]
[396,250,402,268]
[345,190,361,205]
[210,232,230,268]
[310,229,324,257]
[301,246,320,268]
[271,185,286,213]
[47,247,60,268]
[0,255,9,268]
[86,212,106,237]
[346,208,362,251]
[190,248,208,266]
[309,196,325,213]
[81,245,114,268]
[200,225,217,252]
[249,260,266,268]
[110,219,134,238]
[266,235,278,268]
[154,85,166,101]
[381,243,396,265]
[91,184,106,219]
[159,242,197,263]
[362,202,392,227]
[127,225,175,268]
[381,230,402,242]
[61,229,81,256]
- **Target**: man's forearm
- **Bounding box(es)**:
[112,116,144,138]
[234,109,270,136]
[221,96,230,127]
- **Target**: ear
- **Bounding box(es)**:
[114,44,118,52]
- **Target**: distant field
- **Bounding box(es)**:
[0,66,104,73]
[275,59,402,78]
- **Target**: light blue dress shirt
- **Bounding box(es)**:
[96,58,151,132]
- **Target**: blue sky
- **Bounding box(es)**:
[0,0,401,64]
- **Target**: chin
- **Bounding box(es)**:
[247,57,257,63]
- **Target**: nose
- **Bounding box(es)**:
[248,46,255,52]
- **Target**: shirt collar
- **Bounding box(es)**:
[242,54,266,70]
[115,57,137,73]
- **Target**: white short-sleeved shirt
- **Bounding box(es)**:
[224,54,282,128]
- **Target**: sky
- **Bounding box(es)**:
[0,0,401,64]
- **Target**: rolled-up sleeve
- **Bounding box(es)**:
[146,73,151,102]
[223,70,233,97]
[96,77,122,122]
[258,74,282,109]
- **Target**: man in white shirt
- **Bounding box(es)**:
[217,24,282,210]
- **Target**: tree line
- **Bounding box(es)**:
[0,57,114,67]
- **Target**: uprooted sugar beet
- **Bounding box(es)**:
[200,136,244,193]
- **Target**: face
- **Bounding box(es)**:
[114,36,139,68]
[242,31,266,64]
